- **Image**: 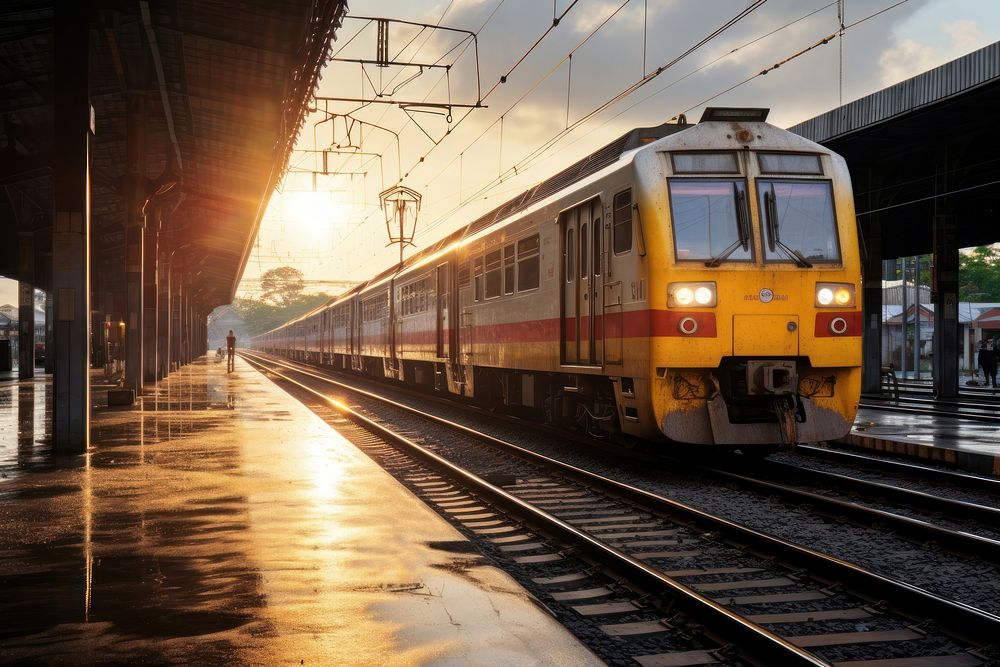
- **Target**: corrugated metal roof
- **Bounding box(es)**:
[789,41,1000,142]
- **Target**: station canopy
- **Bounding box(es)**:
[0,0,348,307]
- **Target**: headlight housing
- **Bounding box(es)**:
[815,282,856,307]
[668,282,717,307]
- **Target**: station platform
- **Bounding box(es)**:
[0,357,600,665]
[841,406,1000,476]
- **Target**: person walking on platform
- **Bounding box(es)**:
[978,339,997,388]
[226,330,237,373]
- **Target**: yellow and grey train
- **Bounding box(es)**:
[253,107,862,449]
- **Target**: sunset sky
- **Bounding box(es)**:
[2,0,999,307]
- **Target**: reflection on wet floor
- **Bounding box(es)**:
[0,358,599,665]
[853,407,1000,451]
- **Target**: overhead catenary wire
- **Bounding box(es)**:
[424,0,769,227]
[417,0,909,237]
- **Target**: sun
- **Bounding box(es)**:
[282,191,349,238]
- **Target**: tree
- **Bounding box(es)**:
[959,246,1000,302]
[260,266,305,306]
[232,292,332,338]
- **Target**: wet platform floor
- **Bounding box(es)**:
[845,407,1000,476]
[0,358,600,665]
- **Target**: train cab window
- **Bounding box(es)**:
[671,152,738,174]
[503,244,515,295]
[580,222,589,278]
[669,179,751,262]
[517,234,540,292]
[565,227,575,281]
[485,249,502,299]
[758,180,840,264]
[473,257,484,301]
[613,190,632,254]
[758,152,822,175]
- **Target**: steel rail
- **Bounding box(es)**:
[749,458,1000,531]
[692,464,1000,563]
[797,444,1000,495]
[241,353,825,667]
[240,350,1000,650]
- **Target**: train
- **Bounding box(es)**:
[252,107,862,450]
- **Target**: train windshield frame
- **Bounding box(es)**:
[668,178,752,264]
[757,179,840,264]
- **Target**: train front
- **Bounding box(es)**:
[638,108,861,447]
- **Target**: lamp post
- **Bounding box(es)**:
[379,185,421,266]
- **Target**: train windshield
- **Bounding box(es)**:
[758,180,840,264]
[668,179,751,263]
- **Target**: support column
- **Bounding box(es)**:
[157,247,170,378]
[932,148,959,398]
[861,219,883,394]
[123,93,146,396]
[52,0,92,453]
[932,221,959,397]
[44,290,53,374]
[18,234,34,379]
[170,268,182,371]
[143,212,158,383]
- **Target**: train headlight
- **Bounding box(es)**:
[815,282,855,308]
[668,282,717,308]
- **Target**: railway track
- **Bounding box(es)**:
[241,351,998,666]
[692,458,1000,564]
[795,444,1000,495]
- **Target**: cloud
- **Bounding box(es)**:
[878,19,986,85]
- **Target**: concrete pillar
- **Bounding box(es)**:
[932,217,959,397]
[170,268,181,370]
[861,219,883,394]
[143,214,158,383]
[124,93,146,395]
[157,248,170,379]
[52,0,92,453]
[44,290,53,374]
[18,234,34,380]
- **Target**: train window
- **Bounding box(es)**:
[669,179,752,262]
[485,249,502,299]
[503,244,515,295]
[593,217,602,275]
[517,234,540,292]
[758,152,822,175]
[474,257,484,301]
[362,295,387,322]
[613,190,632,254]
[758,180,840,263]
[565,227,575,281]
[671,152,738,174]
[580,222,589,278]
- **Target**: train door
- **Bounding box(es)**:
[389,281,398,373]
[561,198,602,365]
[351,298,360,371]
[436,263,449,358]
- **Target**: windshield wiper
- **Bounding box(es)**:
[764,187,812,268]
[705,184,750,267]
